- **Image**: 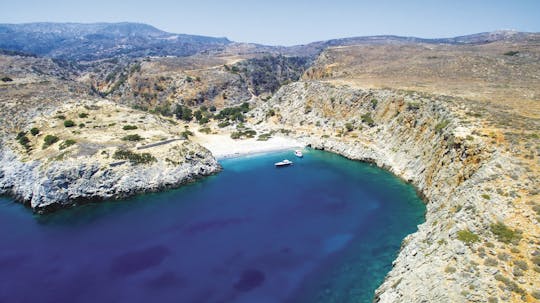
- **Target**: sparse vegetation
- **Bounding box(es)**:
[43,135,59,149]
[122,134,143,142]
[435,120,450,133]
[503,50,519,56]
[16,132,31,151]
[215,103,249,122]
[1,76,13,82]
[490,222,521,244]
[345,122,354,132]
[174,104,193,121]
[59,139,76,150]
[361,113,375,127]
[457,229,479,244]
[445,266,456,273]
[257,133,272,141]
[484,258,498,266]
[494,274,525,295]
[181,130,194,139]
[231,129,256,139]
[198,127,211,134]
[122,125,138,130]
[113,149,156,165]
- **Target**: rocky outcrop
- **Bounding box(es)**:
[253,81,539,302]
[0,142,220,213]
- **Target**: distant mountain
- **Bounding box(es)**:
[279,30,538,57]
[0,23,536,61]
[0,22,231,60]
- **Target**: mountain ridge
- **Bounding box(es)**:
[0,22,538,60]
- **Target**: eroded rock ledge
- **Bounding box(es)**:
[254,81,539,303]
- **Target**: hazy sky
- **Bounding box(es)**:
[1,0,539,45]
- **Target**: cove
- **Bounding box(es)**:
[0,150,425,303]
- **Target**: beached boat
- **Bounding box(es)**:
[275,159,293,167]
[294,150,303,158]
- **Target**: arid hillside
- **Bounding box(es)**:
[304,33,540,118]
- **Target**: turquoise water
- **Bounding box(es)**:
[0,150,425,303]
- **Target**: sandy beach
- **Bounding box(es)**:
[193,132,304,159]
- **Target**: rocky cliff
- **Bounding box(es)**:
[252,81,540,302]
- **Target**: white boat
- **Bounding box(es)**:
[275,159,293,167]
[294,150,303,158]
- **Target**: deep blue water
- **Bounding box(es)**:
[0,150,425,303]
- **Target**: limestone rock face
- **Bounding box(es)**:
[253,81,537,303]
[0,143,220,213]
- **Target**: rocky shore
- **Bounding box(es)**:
[0,145,220,213]
[253,81,539,303]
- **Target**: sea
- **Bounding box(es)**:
[0,149,425,303]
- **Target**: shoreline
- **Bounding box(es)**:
[192,132,305,160]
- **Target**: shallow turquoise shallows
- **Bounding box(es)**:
[0,150,425,303]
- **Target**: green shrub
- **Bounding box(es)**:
[56,115,66,120]
[514,260,528,271]
[370,99,378,109]
[122,125,138,130]
[122,134,143,141]
[113,149,156,165]
[17,132,31,150]
[59,139,76,150]
[361,113,375,126]
[407,103,421,111]
[43,135,59,149]
[230,132,241,139]
[181,130,194,139]
[218,121,230,128]
[63,120,75,127]
[194,110,203,121]
[174,105,193,121]
[481,194,491,200]
[435,120,450,133]
[266,109,275,117]
[484,258,498,266]
[30,127,40,136]
[1,76,13,82]
[503,51,519,56]
[445,266,456,273]
[215,103,249,122]
[78,113,88,118]
[79,123,85,128]
[490,222,521,244]
[345,122,354,132]
[457,229,479,244]
[209,105,217,112]
[494,274,524,295]
[257,133,272,141]
[231,128,256,139]
[199,127,211,134]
